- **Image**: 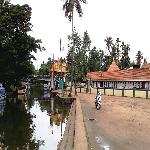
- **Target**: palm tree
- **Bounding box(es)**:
[62,0,86,93]
[63,0,86,21]
[136,50,143,67]
[104,37,113,54]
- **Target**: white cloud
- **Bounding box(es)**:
[11,0,150,68]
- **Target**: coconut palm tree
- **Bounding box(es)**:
[62,0,86,93]
[63,0,86,21]
[104,37,113,54]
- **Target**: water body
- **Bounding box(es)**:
[0,85,71,150]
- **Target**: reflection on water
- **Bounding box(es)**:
[0,99,40,150]
[30,101,66,150]
[0,85,71,150]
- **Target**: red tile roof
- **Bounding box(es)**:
[107,61,120,72]
[87,61,150,81]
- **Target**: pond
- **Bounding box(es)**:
[0,85,71,150]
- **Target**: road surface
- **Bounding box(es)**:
[78,93,150,150]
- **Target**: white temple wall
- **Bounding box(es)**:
[105,89,113,96]
[114,89,122,96]
[135,91,146,98]
[124,90,133,97]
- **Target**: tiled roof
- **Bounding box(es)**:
[107,61,120,72]
[141,63,150,69]
[87,62,150,81]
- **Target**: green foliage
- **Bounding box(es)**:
[63,0,87,21]
[104,37,131,70]
[101,55,112,71]
[104,37,113,54]
[66,32,142,83]
[88,47,103,72]
[104,37,120,62]
[135,50,143,67]
[120,42,131,69]
[38,57,52,76]
[0,0,44,91]
[67,30,91,82]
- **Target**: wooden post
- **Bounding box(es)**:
[86,80,89,93]
[104,88,106,95]
[146,90,148,99]
[133,88,135,97]
[113,82,115,96]
[97,87,98,94]
[80,87,81,93]
[89,87,91,94]
[122,88,124,97]
[89,78,91,94]
[113,88,114,96]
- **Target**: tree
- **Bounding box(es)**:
[62,0,87,93]
[38,62,49,76]
[104,37,132,70]
[104,37,120,63]
[143,58,148,66]
[75,31,91,82]
[135,50,143,67]
[67,29,82,83]
[38,58,52,76]
[67,30,91,82]
[114,38,121,62]
[120,42,131,69]
[63,0,87,22]
[88,47,102,72]
[104,37,113,54]
[82,30,91,51]
[0,0,44,92]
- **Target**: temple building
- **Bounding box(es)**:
[50,59,67,75]
[50,59,67,90]
[86,61,150,98]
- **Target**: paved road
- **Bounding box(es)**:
[78,93,150,150]
[58,92,150,150]
[79,94,121,150]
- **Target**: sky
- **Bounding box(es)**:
[11,0,150,69]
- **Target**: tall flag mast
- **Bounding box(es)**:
[51,53,54,90]
[60,38,62,52]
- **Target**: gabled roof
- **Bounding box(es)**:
[107,61,120,72]
[87,62,150,81]
[141,63,150,69]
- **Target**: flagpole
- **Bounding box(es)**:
[51,53,54,90]
[60,38,64,96]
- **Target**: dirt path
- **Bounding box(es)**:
[78,93,150,150]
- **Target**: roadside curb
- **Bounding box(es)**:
[57,93,88,150]
[74,96,88,150]
[57,101,76,150]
